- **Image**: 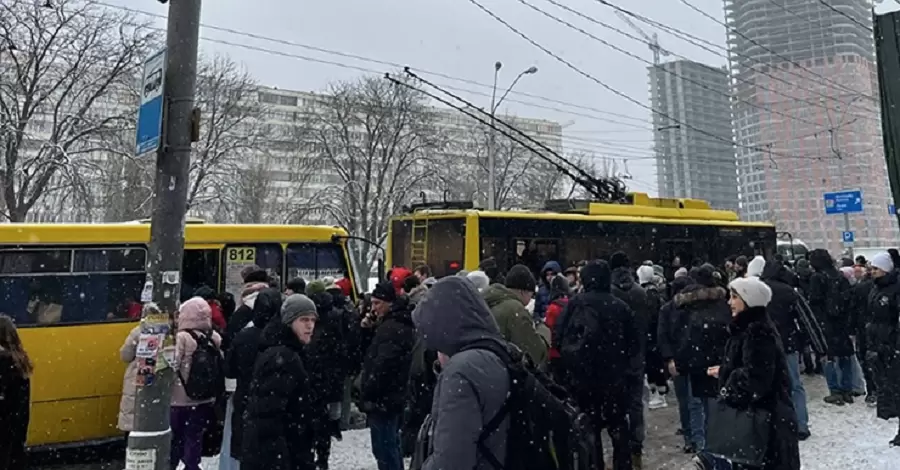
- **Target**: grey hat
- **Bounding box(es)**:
[281,294,318,325]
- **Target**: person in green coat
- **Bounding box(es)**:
[481,264,549,368]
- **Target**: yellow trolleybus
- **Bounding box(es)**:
[2,222,359,449]
[387,193,776,278]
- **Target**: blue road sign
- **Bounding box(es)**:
[842,231,855,243]
[823,190,863,215]
[135,49,166,156]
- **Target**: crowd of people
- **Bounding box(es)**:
[2,246,900,470]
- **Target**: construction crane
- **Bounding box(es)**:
[614,10,671,65]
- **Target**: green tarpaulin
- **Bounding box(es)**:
[875,8,900,221]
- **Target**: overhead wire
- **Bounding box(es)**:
[465,0,822,162]
[589,0,878,106]
[519,0,825,129]
[539,0,879,125]
[86,0,656,128]
[815,0,873,32]
[677,0,876,100]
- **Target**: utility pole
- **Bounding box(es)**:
[126,0,202,468]
[487,61,501,212]
[830,128,854,259]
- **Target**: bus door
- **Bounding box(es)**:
[511,238,561,281]
[658,238,694,276]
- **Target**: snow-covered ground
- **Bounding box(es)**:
[179,376,899,470]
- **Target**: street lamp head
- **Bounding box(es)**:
[494,61,503,71]
[525,66,538,74]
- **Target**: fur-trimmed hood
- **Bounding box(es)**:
[675,284,727,308]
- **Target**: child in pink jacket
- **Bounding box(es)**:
[172,297,222,470]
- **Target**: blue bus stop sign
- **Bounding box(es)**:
[135,49,166,156]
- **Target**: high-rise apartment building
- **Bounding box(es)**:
[725,0,893,254]
[650,60,739,212]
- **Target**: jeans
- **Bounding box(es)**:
[218,396,240,470]
[628,376,645,454]
[824,356,854,393]
[851,354,866,393]
[785,353,810,434]
[170,404,213,470]
[341,377,353,430]
[368,412,403,470]
[674,375,705,448]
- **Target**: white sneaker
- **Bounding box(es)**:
[648,390,668,409]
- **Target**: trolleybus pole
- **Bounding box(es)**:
[127,0,203,468]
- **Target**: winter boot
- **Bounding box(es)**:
[648,389,667,410]
[866,394,878,407]
[823,393,845,405]
[842,392,855,404]
[631,452,643,470]
[890,434,900,447]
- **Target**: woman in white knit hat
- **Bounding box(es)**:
[864,252,900,446]
[694,277,800,470]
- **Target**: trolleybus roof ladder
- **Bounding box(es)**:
[411,219,429,269]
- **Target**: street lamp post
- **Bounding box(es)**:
[487,62,538,210]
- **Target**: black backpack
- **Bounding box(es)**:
[557,296,633,389]
[178,330,225,401]
[412,340,596,470]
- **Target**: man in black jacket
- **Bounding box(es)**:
[555,260,639,470]
[761,260,810,440]
[224,288,283,465]
[242,294,319,470]
[358,281,416,470]
[809,249,855,405]
[608,251,650,467]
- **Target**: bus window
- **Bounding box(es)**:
[220,244,282,299]
[286,243,349,281]
[183,249,221,301]
[71,247,146,322]
[0,249,71,325]
[0,247,151,325]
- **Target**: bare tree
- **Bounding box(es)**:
[186,54,268,213]
[0,0,155,221]
[307,75,448,271]
[436,118,571,209]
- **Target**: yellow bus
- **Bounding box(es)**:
[2,222,360,449]
[387,193,776,278]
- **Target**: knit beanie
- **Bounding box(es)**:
[305,280,327,296]
[505,264,537,292]
[609,251,629,271]
[636,265,655,285]
[674,267,689,278]
[281,294,318,325]
[371,281,397,302]
[243,269,269,284]
[746,256,766,278]
[467,270,491,292]
[728,277,772,309]
[871,252,895,273]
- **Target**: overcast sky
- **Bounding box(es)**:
[105,0,731,195]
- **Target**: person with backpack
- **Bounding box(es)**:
[414,276,594,470]
[410,276,511,470]
[554,260,640,470]
[172,297,225,470]
[242,294,319,470]
[808,249,856,405]
[222,288,283,470]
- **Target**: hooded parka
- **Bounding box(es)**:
[412,276,510,470]
[866,270,900,420]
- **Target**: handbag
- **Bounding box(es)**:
[705,398,771,467]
